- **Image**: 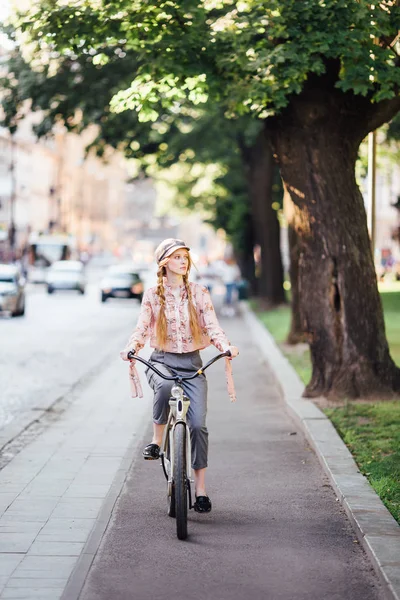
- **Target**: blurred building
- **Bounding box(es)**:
[0,110,226,267]
[360,141,400,273]
[375,167,400,260]
[0,114,130,260]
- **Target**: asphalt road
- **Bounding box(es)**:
[0,272,141,445]
[78,316,384,600]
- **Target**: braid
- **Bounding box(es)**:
[183,275,202,345]
[155,264,168,348]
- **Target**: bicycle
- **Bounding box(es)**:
[127,349,231,540]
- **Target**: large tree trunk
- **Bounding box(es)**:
[267,76,400,399]
[247,131,285,304]
[283,185,305,344]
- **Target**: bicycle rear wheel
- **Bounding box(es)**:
[174,422,188,540]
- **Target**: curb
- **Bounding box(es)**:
[243,303,400,600]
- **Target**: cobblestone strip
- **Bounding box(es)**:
[243,303,400,600]
[0,359,151,600]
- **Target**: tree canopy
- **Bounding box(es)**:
[12,0,400,123]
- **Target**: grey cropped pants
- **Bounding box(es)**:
[145,350,208,471]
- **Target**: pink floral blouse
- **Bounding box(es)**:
[127,281,231,353]
[125,280,236,401]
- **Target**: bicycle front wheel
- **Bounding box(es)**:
[174,422,188,540]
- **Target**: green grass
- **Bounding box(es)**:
[253,284,400,524]
[325,402,400,524]
[254,302,312,385]
[381,284,400,367]
[255,303,291,344]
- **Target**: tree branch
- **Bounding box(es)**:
[365,96,400,133]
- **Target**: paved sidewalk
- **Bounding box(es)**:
[67,314,384,600]
[0,357,152,599]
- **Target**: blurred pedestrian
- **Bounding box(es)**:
[218,257,241,315]
[195,260,219,293]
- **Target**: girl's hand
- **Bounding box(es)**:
[227,345,239,359]
[120,348,135,362]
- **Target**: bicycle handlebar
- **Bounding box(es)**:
[127,349,231,381]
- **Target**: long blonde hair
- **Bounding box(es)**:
[155,254,202,348]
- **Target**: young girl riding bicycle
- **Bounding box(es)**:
[120,238,239,514]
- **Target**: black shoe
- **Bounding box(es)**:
[142,443,160,460]
[194,495,212,513]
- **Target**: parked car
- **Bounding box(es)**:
[100,265,144,303]
[0,264,26,317]
[46,260,86,294]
